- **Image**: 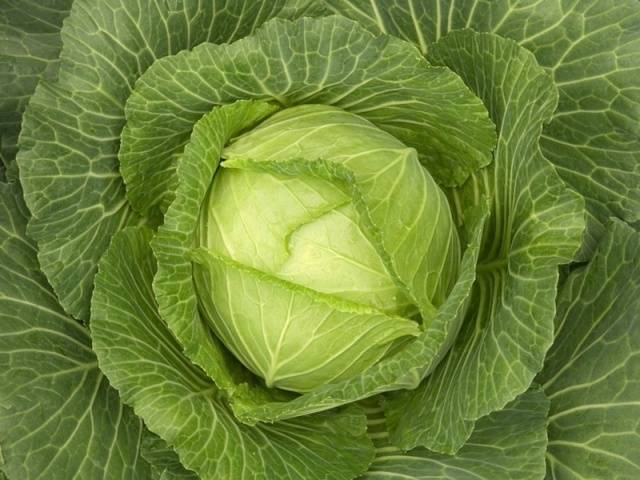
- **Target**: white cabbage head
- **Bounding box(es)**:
[192,105,460,391]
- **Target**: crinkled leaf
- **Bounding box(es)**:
[539,220,640,479]
[384,30,584,454]
[0,182,148,480]
[120,15,495,217]
[91,225,375,480]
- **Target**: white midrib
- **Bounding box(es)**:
[264,292,296,387]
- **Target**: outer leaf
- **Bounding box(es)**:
[0,182,148,480]
[16,0,296,320]
[0,0,72,178]
[384,30,584,454]
[363,389,549,480]
[326,0,640,243]
[539,220,640,480]
[91,226,375,480]
[120,15,495,216]
[141,432,197,480]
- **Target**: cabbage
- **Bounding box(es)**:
[1,2,639,479]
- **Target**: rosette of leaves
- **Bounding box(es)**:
[1,1,639,479]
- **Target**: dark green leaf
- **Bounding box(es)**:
[539,220,640,479]
[0,181,149,480]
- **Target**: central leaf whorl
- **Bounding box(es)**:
[191,104,460,392]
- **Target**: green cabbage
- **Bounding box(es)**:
[1,2,639,480]
[192,104,460,391]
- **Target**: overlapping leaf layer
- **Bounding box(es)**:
[1,1,639,479]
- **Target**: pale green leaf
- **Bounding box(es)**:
[153,100,295,410]
[222,104,460,313]
[190,247,419,393]
[198,165,416,314]
[221,204,485,423]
